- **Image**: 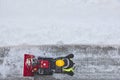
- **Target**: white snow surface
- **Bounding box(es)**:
[0,0,120,46]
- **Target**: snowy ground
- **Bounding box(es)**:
[0,0,120,46]
[0,1,120,80]
[1,45,120,80]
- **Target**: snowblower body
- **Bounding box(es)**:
[23,54,75,77]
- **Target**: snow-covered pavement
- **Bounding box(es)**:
[0,45,120,80]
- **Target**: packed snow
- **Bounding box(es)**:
[0,0,120,46]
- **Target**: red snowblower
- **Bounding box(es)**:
[23,54,75,76]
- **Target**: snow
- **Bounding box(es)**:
[0,0,120,46]
[0,1,120,79]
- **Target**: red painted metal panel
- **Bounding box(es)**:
[23,54,34,76]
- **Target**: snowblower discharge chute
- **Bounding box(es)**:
[23,54,75,76]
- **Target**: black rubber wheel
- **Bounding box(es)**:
[65,54,74,58]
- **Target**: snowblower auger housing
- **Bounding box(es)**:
[23,54,75,76]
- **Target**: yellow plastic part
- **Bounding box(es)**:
[55,59,65,67]
[63,68,74,72]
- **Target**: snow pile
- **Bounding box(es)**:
[0,0,120,46]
